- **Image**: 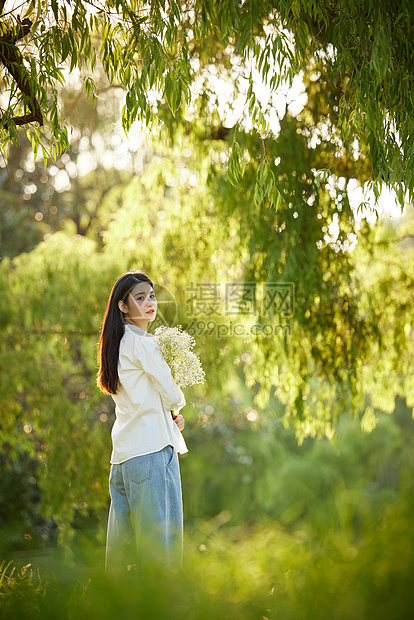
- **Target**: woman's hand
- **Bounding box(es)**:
[173,414,185,431]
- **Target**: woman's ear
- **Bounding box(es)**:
[118,300,127,314]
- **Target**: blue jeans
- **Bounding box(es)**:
[106,445,183,572]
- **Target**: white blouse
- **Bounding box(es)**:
[110,323,188,464]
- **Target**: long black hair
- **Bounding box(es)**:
[97,270,154,394]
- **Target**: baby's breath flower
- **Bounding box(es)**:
[154,325,205,388]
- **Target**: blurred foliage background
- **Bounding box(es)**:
[1,1,414,618]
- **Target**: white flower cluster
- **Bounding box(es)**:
[154,325,205,388]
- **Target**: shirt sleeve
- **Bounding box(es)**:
[126,334,186,412]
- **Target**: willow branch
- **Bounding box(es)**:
[0,18,44,128]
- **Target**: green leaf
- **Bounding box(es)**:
[227,140,245,186]
[254,158,276,208]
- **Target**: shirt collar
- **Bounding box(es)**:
[124,323,154,338]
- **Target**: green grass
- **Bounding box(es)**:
[1,492,414,620]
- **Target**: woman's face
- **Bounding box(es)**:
[118,281,157,330]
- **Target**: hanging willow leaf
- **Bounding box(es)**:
[254,158,276,208]
[0,0,412,202]
[227,140,245,186]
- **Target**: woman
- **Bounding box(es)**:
[97,270,187,572]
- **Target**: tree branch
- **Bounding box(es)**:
[0,18,44,128]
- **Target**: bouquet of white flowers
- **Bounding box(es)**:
[154,325,205,389]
